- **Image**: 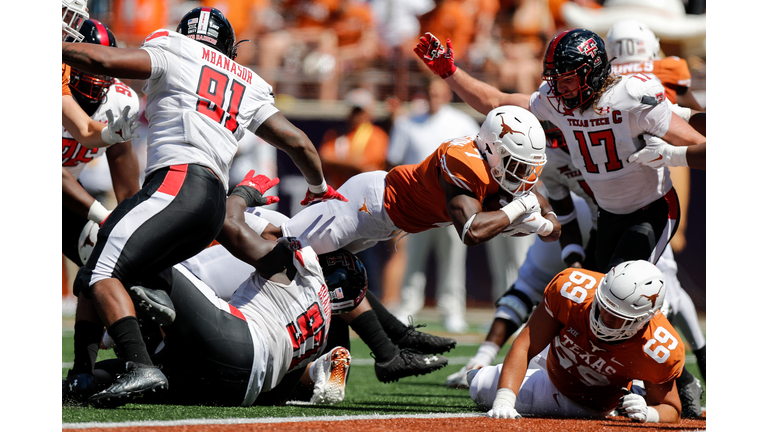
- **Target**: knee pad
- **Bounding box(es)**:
[495,286,534,327]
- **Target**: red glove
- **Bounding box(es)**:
[300,185,348,206]
[413,32,457,78]
[230,170,280,207]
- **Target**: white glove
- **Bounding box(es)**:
[486,388,522,419]
[504,210,553,237]
[628,134,688,168]
[500,192,540,224]
[617,393,659,422]
[101,106,141,145]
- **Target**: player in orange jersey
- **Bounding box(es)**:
[469,260,685,423]
[257,105,561,257]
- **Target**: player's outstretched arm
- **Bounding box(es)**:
[62,94,109,148]
[106,141,141,203]
[413,32,530,115]
[255,112,347,205]
[62,42,152,79]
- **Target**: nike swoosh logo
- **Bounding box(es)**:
[651,156,663,162]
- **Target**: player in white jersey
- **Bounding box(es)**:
[83,239,366,407]
[62,20,141,268]
[414,28,705,271]
[61,6,345,407]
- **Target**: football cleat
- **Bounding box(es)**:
[679,376,704,419]
[128,285,176,326]
[374,348,448,383]
[88,362,168,408]
[393,319,457,354]
[309,346,351,404]
[62,372,97,406]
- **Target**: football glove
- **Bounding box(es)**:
[628,134,688,168]
[486,388,522,419]
[500,191,540,224]
[617,392,658,423]
[503,210,552,237]
[300,185,348,206]
[230,170,280,207]
[102,106,141,145]
[413,32,457,78]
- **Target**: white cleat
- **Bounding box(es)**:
[446,365,470,389]
[310,346,351,405]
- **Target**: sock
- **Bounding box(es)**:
[108,316,153,366]
[365,291,408,339]
[326,315,351,352]
[350,310,398,362]
[676,366,696,388]
[470,341,500,368]
[693,345,706,382]
[71,320,104,375]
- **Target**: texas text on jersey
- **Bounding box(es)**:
[542,267,685,412]
[384,136,500,233]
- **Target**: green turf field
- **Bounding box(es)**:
[62,313,705,424]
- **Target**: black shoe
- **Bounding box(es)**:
[679,376,704,419]
[393,318,457,354]
[374,348,448,383]
[129,285,176,326]
[88,362,168,408]
[63,372,96,406]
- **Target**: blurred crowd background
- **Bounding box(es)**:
[66,0,706,325]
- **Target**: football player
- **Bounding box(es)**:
[414,30,705,173]
[470,261,685,424]
[75,240,367,407]
[62,0,140,149]
[63,19,141,265]
[61,6,347,407]
[254,105,561,258]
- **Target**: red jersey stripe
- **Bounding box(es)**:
[157,164,188,197]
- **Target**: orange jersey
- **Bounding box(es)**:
[610,57,692,104]
[384,136,499,233]
[542,268,685,412]
[62,63,72,96]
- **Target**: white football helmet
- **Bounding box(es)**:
[605,19,660,63]
[590,260,666,342]
[62,0,89,42]
[475,106,546,197]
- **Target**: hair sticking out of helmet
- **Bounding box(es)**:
[62,0,89,42]
[475,106,547,197]
[68,20,117,107]
[176,7,238,60]
[606,20,660,64]
[589,261,666,342]
[318,250,368,314]
[541,29,611,115]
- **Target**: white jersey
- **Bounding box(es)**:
[529,76,673,214]
[229,240,332,398]
[139,30,279,188]
[62,79,140,178]
[180,208,290,300]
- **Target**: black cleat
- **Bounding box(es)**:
[374,348,448,383]
[393,321,457,355]
[129,285,176,326]
[679,376,704,419]
[63,372,96,406]
[88,362,168,408]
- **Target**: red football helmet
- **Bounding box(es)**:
[68,20,117,107]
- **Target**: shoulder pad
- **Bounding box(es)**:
[624,74,667,106]
[141,29,172,47]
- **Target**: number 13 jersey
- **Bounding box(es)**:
[542,268,685,413]
[140,30,279,189]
